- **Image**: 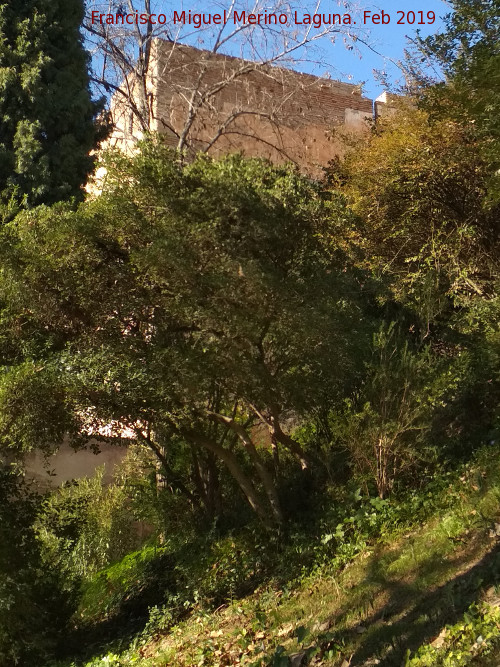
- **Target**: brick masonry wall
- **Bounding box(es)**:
[108,40,385,173]
[150,41,373,172]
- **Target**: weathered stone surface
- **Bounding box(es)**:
[109,41,383,174]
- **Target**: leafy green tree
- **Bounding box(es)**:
[336,106,499,333]
[418,0,500,196]
[337,323,460,498]
[0,462,75,665]
[333,106,500,473]
[0,0,106,211]
[0,143,371,527]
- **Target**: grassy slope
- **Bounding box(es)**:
[60,450,500,667]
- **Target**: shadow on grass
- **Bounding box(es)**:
[332,534,500,666]
[56,526,291,665]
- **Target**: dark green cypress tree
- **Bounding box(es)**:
[0,0,107,209]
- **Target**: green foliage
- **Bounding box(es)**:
[113,443,181,533]
[77,524,277,633]
[339,106,499,321]
[0,0,107,209]
[63,445,500,666]
[36,467,143,580]
[333,322,461,497]
[334,100,500,484]
[1,0,500,652]
[0,462,75,665]
[77,544,172,624]
[0,359,80,455]
[407,602,500,666]
[0,145,372,526]
[418,0,500,197]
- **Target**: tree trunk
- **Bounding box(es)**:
[269,408,311,471]
[180,427,275,529]
[209,413,284,525]
[191,445,223,521]
[137,431,200,507]
[206,451,223,518]
[271,434,280,480]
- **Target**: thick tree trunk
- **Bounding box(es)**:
[209,413,284,525]
[180,427,275,529]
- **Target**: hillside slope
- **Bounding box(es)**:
[56,449,500,667]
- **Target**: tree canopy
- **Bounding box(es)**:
[335,105,499,333]
[417,0,500,196]
[0,0,106,211]
[0,145,373,526]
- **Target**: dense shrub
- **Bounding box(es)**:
[0,463,75,666]
[36,466,149,580]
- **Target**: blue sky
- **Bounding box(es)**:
[330,0,449,97]
[169,0,450,97]
[88,0,450,100]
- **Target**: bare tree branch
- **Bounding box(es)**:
[84,0,373,161]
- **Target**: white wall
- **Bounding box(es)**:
[24,441,129,488]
